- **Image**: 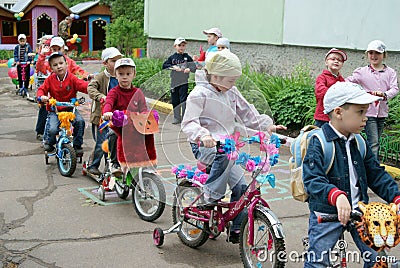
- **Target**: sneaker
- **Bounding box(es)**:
[87,166,101,176]
[36,133,43,141]
[73,145,83,155]
[110,163,122,177]
[197,198,220,210]
[227,231,240,244]
[43,144,55,152]
[171,119,181,125]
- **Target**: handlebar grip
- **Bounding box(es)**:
[317,214,338,223]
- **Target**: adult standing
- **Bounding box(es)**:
[58,16,72,43]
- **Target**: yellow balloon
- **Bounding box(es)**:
[29,76,34,85]
[18,12,24,17]
[73,34,78,39]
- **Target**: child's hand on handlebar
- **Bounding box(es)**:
[336,194,352,226]
[200,135,217,148]
[266,124,287,135]
[103,112,113,121]
[39,96,49,103]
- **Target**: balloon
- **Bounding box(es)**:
[7,58,14,68]
[18,12,24,17]
[29,76,34,86]
[76,37,82,43]
[12,78,18,85]
[30,68,34,76]
[8,67,18,79]
[70,38,76,44]
[14,13,18,18]
[70,13,74,18]
[17,17,21,21]
[73,34,78,39]
[74,14,79,20]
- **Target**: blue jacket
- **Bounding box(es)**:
[14,43,33,63]
[303,123,400,214]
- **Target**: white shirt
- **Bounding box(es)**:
[181,83,273,142]
[329,123,360,208]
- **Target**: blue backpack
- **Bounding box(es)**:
[289,125,366,202]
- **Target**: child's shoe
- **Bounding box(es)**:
[43,144,55,152]
[73,145,83,155]
[110,163,122,177]
[227,231,240,244]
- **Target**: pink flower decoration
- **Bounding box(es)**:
[199,174,208,184]
[171,166,178,174]
[266,144,279,155]
[259,157,270,173]
[178,169,187,178]
[246,159,256,172]
[227,150,239,160]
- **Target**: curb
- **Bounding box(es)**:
[382,164,400,179]
[146,97,173,114]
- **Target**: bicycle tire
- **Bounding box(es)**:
[115,180,130,199]
[240,209,286,268]
[172,185,209,248]
[57,143,77,177]
[132,172,166,222]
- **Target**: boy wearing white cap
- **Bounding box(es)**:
[314,48,347,127]
[303,82,400,267]
[216,37,230,51]
[86,47,123,175]
[346,40,399,160]
[13,33,33,95]
[162,37,196,124]
[182,50,285,243]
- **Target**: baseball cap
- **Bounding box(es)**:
[325,48,347,62]
[50,37,65,48]
[48,52,65,62]
[37,35,53,44]
[18,34,26,40]
[323,82,382,114]
[101,47,123,62]
[366,40,386,53]
[216,37,230,49]
[114,58,136,70]
[203,27,222,38]
[174,37,187,46]
[205,49,242,77]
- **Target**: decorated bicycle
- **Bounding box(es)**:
[153,131,287,268]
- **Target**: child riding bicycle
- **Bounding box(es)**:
[102,58,157,179]
[36,52,88,153]
[303,82,400,267]
[181,49,286,243]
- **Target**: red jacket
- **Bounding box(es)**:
[37,72,88,111]
[314,69,345,121]
[36,53,89,79]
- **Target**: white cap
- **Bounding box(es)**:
[101,47,123,62]
[323,82,382,114]
[174,37,187,46]
[114,58,136,70]
[203,27,222,38]
[18,34,26,40]
[366,40,386,53]
[50,37,65,48]
[216,37,230,49]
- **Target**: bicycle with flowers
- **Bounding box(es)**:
[153,132,287,268]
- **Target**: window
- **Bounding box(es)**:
[4,3,14,9]
[16,20,30,37]
[70,19,86,36]
[2,21,13,36]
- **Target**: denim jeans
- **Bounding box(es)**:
[43,110,85,147]
[304,212,378,268]
[364,117,385,160]
[88,124,108,169]
[35,105,48,135]
[190,143,247,230]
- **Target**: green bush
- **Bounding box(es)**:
[0,50,13,60]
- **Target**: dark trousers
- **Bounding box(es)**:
[108,128,118,165]
[35,105,48,135]
[171,83,188,121]
[17,64,30,89]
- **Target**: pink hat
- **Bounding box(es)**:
[203,27,222,38]
[325,48,347,62]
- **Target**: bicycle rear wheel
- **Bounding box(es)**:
[132,172,166,222]
[240,209,286,268]
[57,143,77,177]
[172,185,209,248]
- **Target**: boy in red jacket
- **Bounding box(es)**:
[37,52,88,153]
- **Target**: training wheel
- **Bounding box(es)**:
[98,186,105,201]
[153,227,164,247]
[45,153,49,165]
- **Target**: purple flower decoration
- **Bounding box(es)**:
[112,110,128,127]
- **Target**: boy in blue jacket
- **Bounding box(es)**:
[14,34,33,93]
[303,82,400,267]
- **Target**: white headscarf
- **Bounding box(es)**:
[205,49,242,77]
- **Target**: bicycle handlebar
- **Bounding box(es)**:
[317,211,362,224]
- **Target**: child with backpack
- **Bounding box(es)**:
[302,81,400,267]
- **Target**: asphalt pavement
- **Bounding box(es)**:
[0,63,399,268]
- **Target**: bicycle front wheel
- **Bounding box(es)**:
[57,143,77,177]
[132,172,166,222]
[240,209,286,268]
[172,185,209,248]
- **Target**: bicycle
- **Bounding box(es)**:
[84,116,166,222]
[15,62,31,98]
[41,97,85,177]
[153,133,287,268]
